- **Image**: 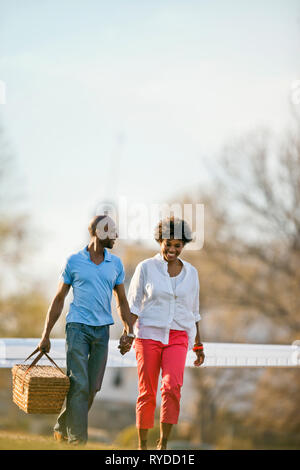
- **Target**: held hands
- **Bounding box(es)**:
[118,331,135,355]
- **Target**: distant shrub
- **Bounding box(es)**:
[216,435,253,450]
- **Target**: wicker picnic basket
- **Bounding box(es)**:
[12,347,70,414]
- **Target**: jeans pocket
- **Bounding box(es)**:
[66,323,83,351]
[93,325,109,344]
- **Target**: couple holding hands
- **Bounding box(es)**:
[38,214,205,450]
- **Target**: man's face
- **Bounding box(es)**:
[96,217,118,249]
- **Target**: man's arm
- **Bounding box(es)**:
[38,281,71,352]
[113,283,137,335]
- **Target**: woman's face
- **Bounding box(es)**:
[160,239,184,262]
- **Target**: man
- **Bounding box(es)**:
[38,215,134,445]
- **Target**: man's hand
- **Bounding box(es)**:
[194,350,205,367]
[38,336,51,353]
[118,333,134,356]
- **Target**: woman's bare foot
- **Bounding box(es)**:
[138,440,147,450]
[156,438,167,450]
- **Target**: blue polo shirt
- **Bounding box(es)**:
[60,246,125,326]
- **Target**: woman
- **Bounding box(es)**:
[120,216,205,450]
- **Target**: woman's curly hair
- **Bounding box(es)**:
[154,216,193,245]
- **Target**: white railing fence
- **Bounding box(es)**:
[1,338,300,368]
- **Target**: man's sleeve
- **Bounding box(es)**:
[59,257,73,285]
[115,259,125,286]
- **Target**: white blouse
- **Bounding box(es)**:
[128,253,201,350]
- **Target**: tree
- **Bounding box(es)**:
[0,125,48,337]
[245,368,300,444]
[187,114,300,448]
[199,116,300,339]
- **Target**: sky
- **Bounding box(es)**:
[0,0,299,296]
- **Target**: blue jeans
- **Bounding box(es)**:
[54,322,109,443]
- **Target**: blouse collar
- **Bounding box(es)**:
[154,252,188,275]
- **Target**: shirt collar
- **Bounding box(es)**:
[83,246,112,262]
[154,252,188,274]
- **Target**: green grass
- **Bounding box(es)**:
[0,430,118,450]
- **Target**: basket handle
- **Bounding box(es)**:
[23,347,66,375]
[14,347,66,392]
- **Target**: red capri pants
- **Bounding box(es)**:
[134,329,189,429]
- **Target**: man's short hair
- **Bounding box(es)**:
[88,215,107,238]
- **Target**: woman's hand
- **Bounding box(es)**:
[118,333,135,355]
[194,350,205,367]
